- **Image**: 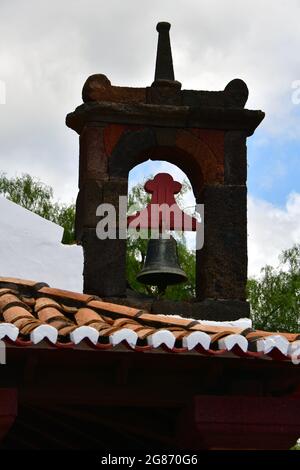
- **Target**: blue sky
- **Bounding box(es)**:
[248,129,300,208]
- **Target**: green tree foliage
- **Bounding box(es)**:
[247,244,300,332]
[291,440,300,450]
[127,178,196,300]
[0,173,75,244]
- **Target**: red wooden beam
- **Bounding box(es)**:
[0,389,17,441]
[177,395,300,450]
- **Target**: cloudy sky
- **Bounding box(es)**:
[0,0,299,276]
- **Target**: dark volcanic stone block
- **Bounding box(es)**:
[196,185,247,301]
[224,131,247,185]
[103,178,128,210]
[151,299,194,318]
[224,78,249,108]
[155,127,178,147]
[146,83,181,105]
[79,126,108,186]
[100,178,129,232]
[82,229,126,297]
[151,298,250,321]
[111,296,250,321]
[190,299,250,321]
[109,127,157,178]
[75,180,104,240]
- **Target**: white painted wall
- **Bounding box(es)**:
[0,196,83,291]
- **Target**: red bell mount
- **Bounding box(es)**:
[127,173,199,231]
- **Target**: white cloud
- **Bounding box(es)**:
[248,192,300,276]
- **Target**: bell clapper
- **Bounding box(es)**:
[157,282,167,299]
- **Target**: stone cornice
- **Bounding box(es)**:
[66,101,265,136]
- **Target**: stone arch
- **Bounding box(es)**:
[107,126,222,201]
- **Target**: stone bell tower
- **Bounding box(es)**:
[66,22,264,319]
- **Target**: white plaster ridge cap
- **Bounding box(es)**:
[182,331,211,350]
[265,334,289,355]
[147,330,176,349]
[218,334,248,352]
[109,328,138,347]
[256,335,289,356]
[157,314,252,330]
[0,323,19,341]
[30,324,58,344]
[70,326,100,345]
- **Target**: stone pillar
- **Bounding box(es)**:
[76,124,127,297]
[224,131,247,185]
[82,229,127,297]
[196,130,248,301]
[196,184,247,301]
[75,125,108,241]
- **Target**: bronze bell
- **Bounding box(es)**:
[137,235,187,292]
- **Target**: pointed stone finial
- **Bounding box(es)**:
[154,22,175,81]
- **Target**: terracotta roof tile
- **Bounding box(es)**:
[0,288,17,296]
[75,308,105,325]
[58,324,78,336]
[35,297,62,312]
[0,293,30,312]
[38,286,98,305]
[21,296,36,308]
[37,306,65,323]
[254,329,300,342]
[18,319,42,335]
[0,277,48,289]
[0,276,299,364]
[134,327,156,339]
